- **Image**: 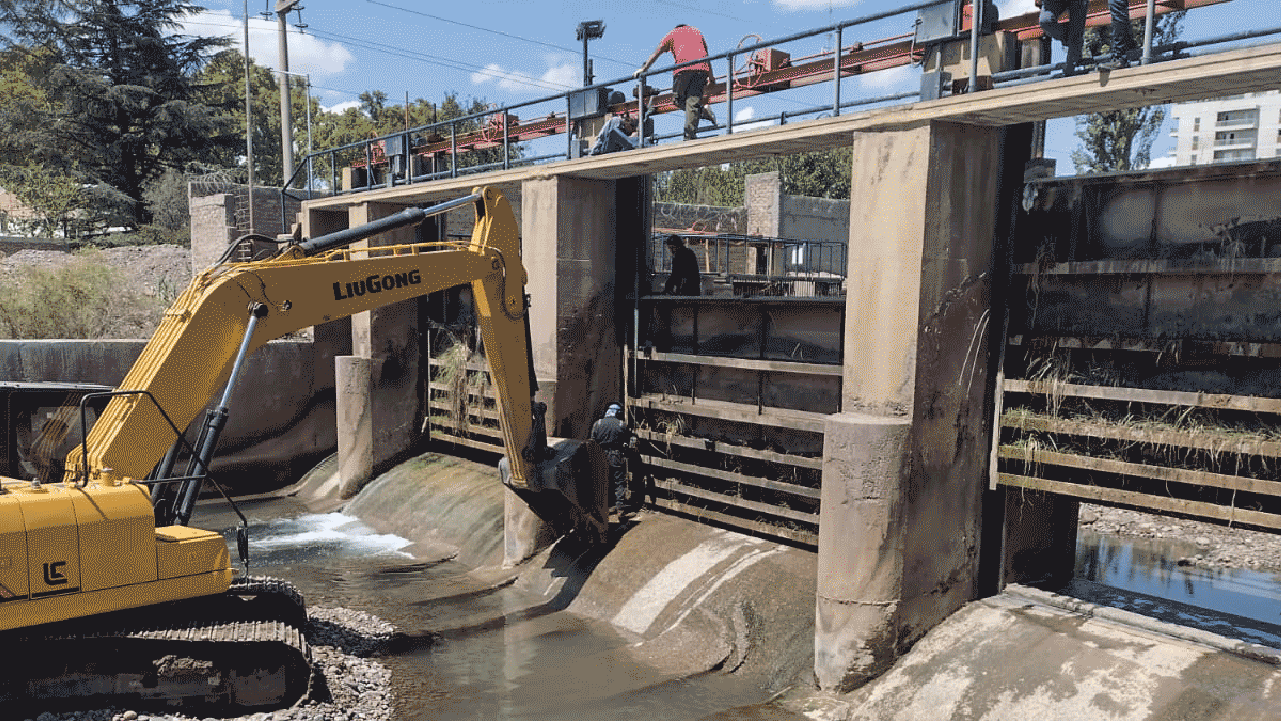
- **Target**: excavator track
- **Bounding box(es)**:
[0,576,313,713]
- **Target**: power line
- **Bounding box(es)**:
[364,0,633,67]
[305,26,578,92]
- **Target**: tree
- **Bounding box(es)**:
[0,0,237,230]
[193,49,298,187]
[1071,12,1185,172]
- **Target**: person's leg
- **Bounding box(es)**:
[700,71,716,123]
[1039,0,1068,44]
[1063,1,1086,75]
[672,72,696,140]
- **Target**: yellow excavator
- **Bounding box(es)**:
[0,186,605,711]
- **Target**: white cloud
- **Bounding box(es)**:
[321,100,363,115]
[470,58,579,94]
[178,9,352,77]
[853,64,916,93]
[1146,155,1177,169]
[732,106,774,132]
[772,0,863,11]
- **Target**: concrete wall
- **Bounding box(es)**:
[745,171,850,245]
[0,338,339,490]
[523,176,625,439]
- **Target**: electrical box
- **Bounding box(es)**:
[752,48,791,73]
[568,87,610,122]
[915,1,961,45]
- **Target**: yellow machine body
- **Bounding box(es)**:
[0,479,230,631]
[0,186,537,635]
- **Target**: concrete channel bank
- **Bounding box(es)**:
[296,451,1282,721]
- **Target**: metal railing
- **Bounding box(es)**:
[281,3,1281,217]
[648,233,847,297]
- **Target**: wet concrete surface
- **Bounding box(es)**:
[211,451,1280,721]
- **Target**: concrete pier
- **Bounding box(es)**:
[816,120,1004,691]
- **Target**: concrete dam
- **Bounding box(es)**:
[2,4,1279,718]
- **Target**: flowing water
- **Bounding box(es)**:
[194,497,1279,718]
[199,498,790,720]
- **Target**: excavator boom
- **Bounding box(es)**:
[0,186,597,712]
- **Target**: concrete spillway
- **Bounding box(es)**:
[294,452,1281,720]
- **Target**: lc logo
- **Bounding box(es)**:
[43,561,68,586]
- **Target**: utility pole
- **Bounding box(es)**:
[243,0,255,232]
[276,0,300,183]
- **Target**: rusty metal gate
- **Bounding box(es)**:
[994,160,1280,532]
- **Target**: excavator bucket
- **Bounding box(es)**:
[499,437,609,546]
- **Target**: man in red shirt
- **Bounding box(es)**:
[635,24,714,140]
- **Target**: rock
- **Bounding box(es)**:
[1195,536,1212,547]
[1080,510,1098,524]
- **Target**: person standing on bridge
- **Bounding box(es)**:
[634,24,716,140]
[1036,0,1087,76]
[1098,0,1138,71]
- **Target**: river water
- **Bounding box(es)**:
[1069,529,1281,648]
[197,498,1279,718]
[201,498,790,720]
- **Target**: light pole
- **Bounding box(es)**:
[576,20,605,86]
[275,0,301,182]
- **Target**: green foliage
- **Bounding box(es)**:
[1071,13,1185,173]
[0,163,84,237]
[140,167,190,245]
[0,0,236,231]
[655,147,852,205]
[0,254,158,339]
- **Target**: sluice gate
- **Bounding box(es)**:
[424,160,1280,546]
[998,159,1279,536]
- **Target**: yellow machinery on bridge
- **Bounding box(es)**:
[0,186,602,711]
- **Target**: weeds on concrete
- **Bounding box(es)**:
[431,338,494,440]
[0,252,167,339]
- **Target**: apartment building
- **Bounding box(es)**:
[1166,90,1281,166]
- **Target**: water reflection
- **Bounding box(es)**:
[1072,530,1281,648]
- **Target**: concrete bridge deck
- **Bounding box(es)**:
[298,43,1279,210]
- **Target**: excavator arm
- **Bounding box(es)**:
[64,186,541,491]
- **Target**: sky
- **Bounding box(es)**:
[177,0,1280,175]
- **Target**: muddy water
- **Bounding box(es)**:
[1070,530,1281,648]
[199,498,789,720]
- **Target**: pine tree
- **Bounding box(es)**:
[0,0,236,230]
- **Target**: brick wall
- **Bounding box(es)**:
[188,184,303,276]
[745,171,782,237]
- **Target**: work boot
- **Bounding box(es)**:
[1097,53,1129,72]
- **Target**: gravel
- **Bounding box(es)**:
[21,606,401,721]
[1079,503,1280,572]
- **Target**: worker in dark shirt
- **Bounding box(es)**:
[591,403,636,515]
[663,235,700,296]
